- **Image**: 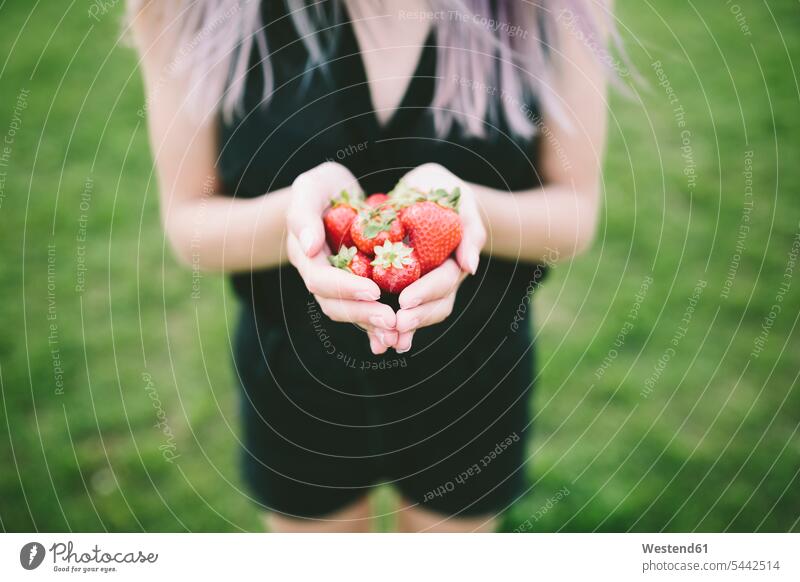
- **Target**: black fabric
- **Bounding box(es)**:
[220,1,546,518]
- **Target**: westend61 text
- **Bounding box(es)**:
[642,543,708,554]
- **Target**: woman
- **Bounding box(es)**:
[129,0,610,532]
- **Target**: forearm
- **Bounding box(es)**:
[470,181,599,264]
[164,187,291,273]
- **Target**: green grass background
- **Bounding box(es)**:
[0,0,798,532]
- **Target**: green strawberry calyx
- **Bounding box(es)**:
[330,189,364,208]
[328,246,358,272]
[371,241,415,270]
[389,181,461,212]
[360,207,398,239]
[428,186,461,211]
[388,181,427,208]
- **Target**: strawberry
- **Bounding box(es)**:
[365,193,389,207]
[400,187,463,274]
[388,181,426,208]
[328,246,372,279]
[370,241,420,294]
[323,190,362,251]
[388,182,427,220]
[350,206,405,255]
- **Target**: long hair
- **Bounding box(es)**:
[126,0,619,138]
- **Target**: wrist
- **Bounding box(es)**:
[254,187,292,267]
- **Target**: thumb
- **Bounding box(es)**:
[455,190,485,275]
[288,174,327,256]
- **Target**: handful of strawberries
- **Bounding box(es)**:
[324,182,463,294]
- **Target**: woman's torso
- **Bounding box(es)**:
[218,1,545,370]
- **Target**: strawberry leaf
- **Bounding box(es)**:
[363,221,390,239]
[388,181,426,208]
[360,207,396,239]
[331,189,365,208]
[328,246,357,269]
[429,187,461,210]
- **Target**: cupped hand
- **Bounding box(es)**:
[287,162,397,354]
[391,258,467,353]
[287,161,361,256]
[390,164,486,352]
[398,163,486,276]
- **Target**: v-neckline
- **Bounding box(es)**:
[340,6,435,133]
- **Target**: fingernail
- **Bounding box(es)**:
[356,291,380,301]
[369,315,389,328]
[468,253,479,275]
[299,228,315,254]
[396,346,410,354]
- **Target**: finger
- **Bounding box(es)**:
[286,229,304,267]
[396,295,455,333]
[316,297,397,329]
[401,163,458,190]
[455,188,485,275]
[287,230,328,270]
[286,233,321,283]
[292,237,382,300]
[317,161,362,193]
[455,240,481,276]
[395,331,415,354]
[288,173,328,256]
[303,254,381,301]
[398,259,464,309]
[373,328,398,348]
[367,331,388,355]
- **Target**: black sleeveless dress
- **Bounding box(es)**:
[219,2,547,518]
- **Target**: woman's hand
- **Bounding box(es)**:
[392,164,486,352]
[287,162,397,354]
[398,163,486,275]
[287,162,361,256]
[393,259,467,352]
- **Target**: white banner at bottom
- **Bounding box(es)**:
[1,533,797,581]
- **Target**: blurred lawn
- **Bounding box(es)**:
[1,1,798,532]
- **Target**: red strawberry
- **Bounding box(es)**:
[328,246,372,279]
[388,182,426,220]
[365,193,389,207]
[350,206,405,255]
[400,188,463,274]
[370,241,420,294]
[323,190,362,251]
